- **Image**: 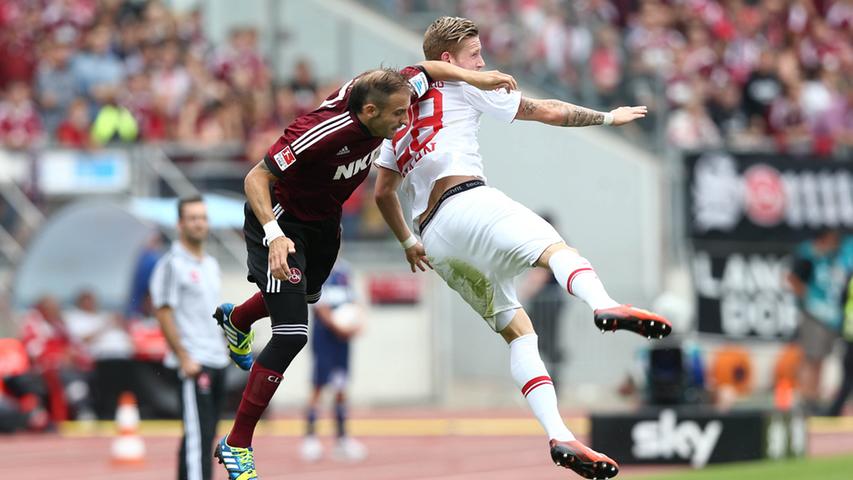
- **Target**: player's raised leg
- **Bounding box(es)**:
[499,308,619,479]
[537,243,671,339]
[214,291,267,370]
[218,291,308,479]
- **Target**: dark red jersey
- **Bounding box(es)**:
[264,65,431,221]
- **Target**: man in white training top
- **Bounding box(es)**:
[374,16,672,480]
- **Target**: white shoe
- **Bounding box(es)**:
[333,437,367,462]
[300,435,323,462]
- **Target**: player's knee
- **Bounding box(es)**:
[306,291,322,304]
[270,332,308,355]
[256,333,308,373]
[256,293,309,373]
[536,242,576,267]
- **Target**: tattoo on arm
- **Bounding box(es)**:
[519,97,538,116]
[517,98,604,127]
[559,102,605,127]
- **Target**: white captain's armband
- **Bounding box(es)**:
[409,71,429,98]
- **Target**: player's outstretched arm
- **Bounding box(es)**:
[419,60,517,92]
[515,97,647,127]
[245,160,296,279]
[374,166,432,273]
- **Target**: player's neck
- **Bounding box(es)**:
[179,237,205,259]
[355,112,379,137]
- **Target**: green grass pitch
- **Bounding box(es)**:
[633,454,853,480]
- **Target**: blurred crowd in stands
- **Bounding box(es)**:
[0,0,333,160]
[0,0,848,157]
[0,288,174,432]
[371,0,852,156]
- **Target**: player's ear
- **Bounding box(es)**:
[440,51,452,63]
[362,103,379,118]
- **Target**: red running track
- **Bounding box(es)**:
[3,428,851,480]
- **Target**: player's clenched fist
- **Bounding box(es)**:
[269,235,296,279]
[466,70,518,92]
[609,106,648,126]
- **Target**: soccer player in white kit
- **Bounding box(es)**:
[374,17,673,479]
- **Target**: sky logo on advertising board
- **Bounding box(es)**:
[631,409,722,468]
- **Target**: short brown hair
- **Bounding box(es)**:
[423,16,479,61]
[347,68,410,113]
[177,195,204,219]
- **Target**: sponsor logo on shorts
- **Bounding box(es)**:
[273,145,297,171]
[267,375,281,384]
[288,267,302,284]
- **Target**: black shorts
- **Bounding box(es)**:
[244,202,340,303]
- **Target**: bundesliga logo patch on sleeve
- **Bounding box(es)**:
[273,146,297,171]
[409,72,428,98]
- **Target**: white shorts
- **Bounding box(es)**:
[421,186,563,331]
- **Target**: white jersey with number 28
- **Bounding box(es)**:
[375,80,521,219]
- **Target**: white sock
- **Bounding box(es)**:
[547,249,619,311]
[510,334,574,441]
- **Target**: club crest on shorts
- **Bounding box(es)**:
[288,267,302,284]
[197,372,211,393]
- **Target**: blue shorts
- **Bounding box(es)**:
[311,341,350,388]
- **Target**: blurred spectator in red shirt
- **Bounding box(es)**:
[56,97,91,148]
[19,295,93,421]
[0,1,38,88]
[19,297,86,371]
[0,81,44,150]
[212,27,269,89]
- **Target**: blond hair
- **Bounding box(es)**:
[423,16,479,61]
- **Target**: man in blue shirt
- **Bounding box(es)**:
[300,260,366,462]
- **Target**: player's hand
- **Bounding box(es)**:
[609,106,648,126]
[180,356,202,378]
[468,70,518,93]
[405,242,433,272]
[269,235,296,280]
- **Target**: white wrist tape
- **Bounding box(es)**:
[603,112,614,126]
[263,220,285,242]
[401,233,418,249]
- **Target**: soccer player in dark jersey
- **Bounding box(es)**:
[211,62,516,480]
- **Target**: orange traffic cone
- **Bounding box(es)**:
[111,391,145,465]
